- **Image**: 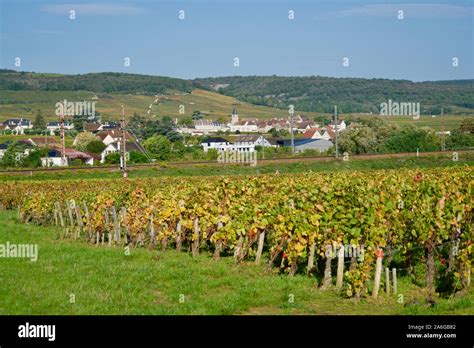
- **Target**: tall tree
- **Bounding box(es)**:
[73,132,98,151]
[33,109,45,131]
[143,135,172,161]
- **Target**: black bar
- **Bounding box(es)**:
[0,315,472,346]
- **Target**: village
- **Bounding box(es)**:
[0,107,347,167]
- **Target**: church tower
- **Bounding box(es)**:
[231,107,239,125]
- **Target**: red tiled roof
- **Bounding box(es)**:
[84,123,101,132]
[63,148,93,159]
[297,122,312,129]
[324,126,336,139]
[97,129,132,140]
[29,137,58,145]
[84,151,101,161]
[303,129,320,139]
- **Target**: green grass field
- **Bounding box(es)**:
[0,210,471,315]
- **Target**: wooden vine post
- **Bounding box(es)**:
[63,201,69,237]
[372,248,384,298]
[385,267,390,295]
[83,202,92,241]
[56,202,65,230]
[149,213,156,250]
[320,244,333,290]
[66,200,75,238]
[392,268,398,295]
[234,236,244,262]
[53,205,58,226]
[104,208,111,246]
[111,206,120,244]
[176,220,182,251]
[336,245,345,289]
[161,223,168,251]
[255,230,266,264]
[75,205,84,238]
[192,217,200,257]
[121,207,130,245]
[306,241,316,275]
[213,217,223,261]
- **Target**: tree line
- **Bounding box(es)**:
[0,70,193,94]
[194,76,474,114]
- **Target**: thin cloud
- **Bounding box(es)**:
[42,3,147,16]
[335,3,472,18]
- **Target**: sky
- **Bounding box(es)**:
[0,0,472,81]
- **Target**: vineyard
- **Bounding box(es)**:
[0,167,472,299]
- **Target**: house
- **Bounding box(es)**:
[277,138,334,153]
[265,118,290,132]
[16,140,35,157]
[41,148,94,167]
[193,120,228,134]
[84,123,103,133]
[101,121,119,130]
[257,121,273,133]
[265,138,280,147]
[201,137,233,152]
[100,141,146,163]
[201,135,275,153]
[40,149,65,167]
[229,120,259,133]
[230,135,256,152]
[0,142,8,159]
[233,135,275,151]
[62,148,94,166]
[303,128,325,140]
[324,126,336,140]
[46,121,74,135]
[96,133,116,146]
[296,122,314,133]
[28,137,58,148]
[3,119,33,134]
[329,120,347,131]
[96,130,133,146]
[304,127,336,140]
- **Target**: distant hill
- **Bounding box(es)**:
[193,76,474,114]
[0,70,472,121]
[0,70,193,94]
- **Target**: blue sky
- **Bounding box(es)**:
[0,0,472,81]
